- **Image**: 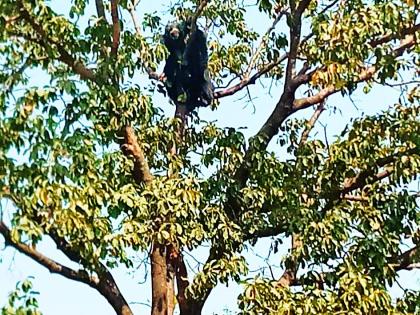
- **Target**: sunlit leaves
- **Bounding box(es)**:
[0,0,419,313]
[305,0,416,90]
[1,278,42,315]
[188,254,248,300]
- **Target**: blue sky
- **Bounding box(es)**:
[1,1,419,314]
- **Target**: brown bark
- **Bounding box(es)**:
[97,271,134,315]
[110,0,120,57]
[0,221,133,315]
[151,243,170,315]
[122,126,154,184]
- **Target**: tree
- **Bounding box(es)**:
[0,0,419,314]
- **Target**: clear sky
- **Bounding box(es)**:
[0,1,419,314]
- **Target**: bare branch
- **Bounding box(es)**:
[126,0,162,81]
[128,0,142,35]
[0,221,99,287]
[298,103,325,146]
[214,55,288,99]
[245,10,286,77]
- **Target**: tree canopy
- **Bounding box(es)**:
[0,0,419,314]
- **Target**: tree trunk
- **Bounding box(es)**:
[151,243,168,315]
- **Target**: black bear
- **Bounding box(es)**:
[161,20,213,112]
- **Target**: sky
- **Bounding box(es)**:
[0,1,419,314]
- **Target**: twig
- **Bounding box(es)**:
[128,0,142,35]
[298,103,325,146]
[245,10,286,77]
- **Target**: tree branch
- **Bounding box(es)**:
[342,167,392,195]
[284,0,311,87]
[39,221,134,315]
[175,252,196,315]
[191,0,208,28]
[121,126,154,185]
[110,0,120,57]
[0,219,133,315]
[230,0,312,189]
[342,194,368,202]
[393,246,420,271]
[0,221,99,288]
[298,103,325,146]
[276,233,302,287]
[293,34,417,111]
[128,0,142,35]
[16,1,97,82]
[370,23,420,47]
[245,10,286,77]
[214,55,288,99]
[95,0,107,22]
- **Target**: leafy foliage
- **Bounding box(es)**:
[1,278,42,315]
[0,0,418,314]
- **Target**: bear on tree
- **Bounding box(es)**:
[161,20,213,113]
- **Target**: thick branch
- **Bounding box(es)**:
[43,226,133,315]
[342,167,392,195]
[319,147,420,215]
[342,194,368,202]
[175,253,199,315]
[111,0,120,57]
[393,246,420,271]
[121,126,153,185]
[191,0,208,28]
[0,220,133,315]
[284,0,311,86]
[275,103,326,286]
[151,243,169,315]
[277,233,302,287]
[231,0,312,187]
